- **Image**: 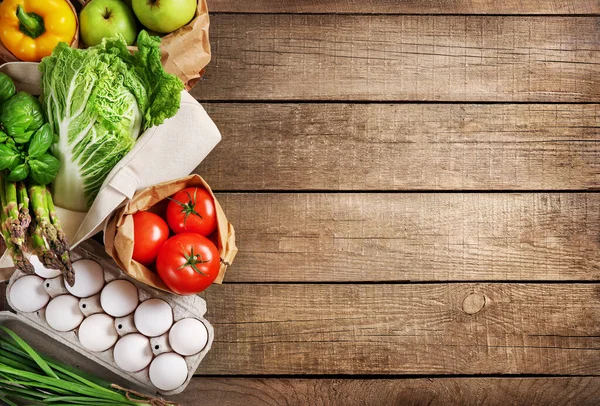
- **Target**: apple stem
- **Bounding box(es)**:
[16,5,46,39]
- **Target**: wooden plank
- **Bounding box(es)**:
[173,377,600,406]
[194,15,600,102]
[196,283,600,375]
[199,103,600,191]
[214,193,600,282]
[208,0,600,15]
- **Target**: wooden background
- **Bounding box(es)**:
[172,0,600,404]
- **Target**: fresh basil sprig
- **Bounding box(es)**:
[0,124,58,185]
[29,153,60,185]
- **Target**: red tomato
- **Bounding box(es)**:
[166,187,217,236]
[156,233,220,295]
[132,211,170,266]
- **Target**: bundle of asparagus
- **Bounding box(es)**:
[0,178,74,285]
[0,72,74,285]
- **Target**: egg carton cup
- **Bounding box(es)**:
[5,239,214,396]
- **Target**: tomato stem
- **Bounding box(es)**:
[178,246,210,276]
[167,189,202,228]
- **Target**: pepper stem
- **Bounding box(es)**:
[16,5,46,39]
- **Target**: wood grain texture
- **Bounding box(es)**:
[173,377,600,406]
[214,193,600,282]
[208,0,600,15]
[194,15,600,102]
[199,103,600,191]
[196,283,600,375]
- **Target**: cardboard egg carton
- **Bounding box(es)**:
[5,239,214,396]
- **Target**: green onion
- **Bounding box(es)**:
[0,328,180,406]
[0,326,58,379]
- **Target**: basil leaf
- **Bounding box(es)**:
[29,154,60,185]
[0,73,15,105]
[6,163,29,182]
[12,130,34,144]
[28,123,53,158]
[0,144,21,170]
[0,92,44,136]
[0,130,8,143]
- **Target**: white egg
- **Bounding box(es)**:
[134,299,173,337]
[9,275,49,312]
[45,295,84,331]
[78,313,118,352]
[113,334,153,372]
[30,255,61,279]
[149,352,188,391]
[65,260,105,298]
[100,280,139,317]
[169,318,209,356]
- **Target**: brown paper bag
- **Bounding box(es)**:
[0,0,210,89]
[104,174,237,294]
[159,0,211,89]
[0,1,80,63]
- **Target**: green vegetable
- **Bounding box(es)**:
[40,30,184,211]
[6,164,29,182]
[11,130,34,144]
[28,123,53,158]
[0,73,15,105]
[0,92,44,137]
[16,182,30,231]
[0,145,20,171]
[0,328,179,406]
[0,85,72,281]
[0,177,32,274]
[29,153,60,185]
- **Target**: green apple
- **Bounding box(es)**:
[80,0,138,47]
[132,0,196,34]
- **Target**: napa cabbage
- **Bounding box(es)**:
[40,31,184,211]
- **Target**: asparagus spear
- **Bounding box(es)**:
[21,180,63,271]
[45,191,68,257]
[16,182,30,231]
[45,189,74,285]
[3,180,25,250]
[29,184,74,285]
[0,176,33,274]
[30,218,63,273]
[0,207,33,274]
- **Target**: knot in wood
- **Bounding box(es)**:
[462,293,486,315]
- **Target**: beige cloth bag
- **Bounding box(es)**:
[0,62,222,278]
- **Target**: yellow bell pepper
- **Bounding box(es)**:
[0,0,77,62]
